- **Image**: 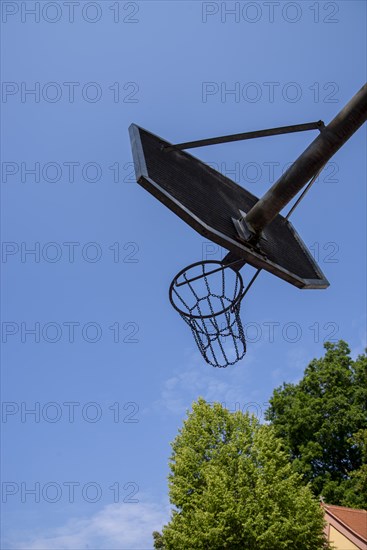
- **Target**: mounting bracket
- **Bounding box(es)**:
[162,120,325,152]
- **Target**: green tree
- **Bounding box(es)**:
[266,341,367,508]
[155,398,328,549]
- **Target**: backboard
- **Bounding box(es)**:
[129,124,329,290]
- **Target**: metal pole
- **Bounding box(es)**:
[244,83,367,235]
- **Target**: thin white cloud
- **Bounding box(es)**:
[153,345,266,420]
[6,499,170,550]
[285,346,311,379]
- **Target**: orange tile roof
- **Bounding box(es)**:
[324,504,367,542]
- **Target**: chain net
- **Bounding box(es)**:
[169,261,246,368]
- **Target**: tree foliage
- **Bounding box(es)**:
[155,398,328,549]
[266,341,367,508]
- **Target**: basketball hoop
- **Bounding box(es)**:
[169,261,246,368]
[130,84,367,365]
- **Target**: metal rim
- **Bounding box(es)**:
[169,260,244,320]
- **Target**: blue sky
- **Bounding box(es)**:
[1,1,366,548]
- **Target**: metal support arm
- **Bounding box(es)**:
[244,83,367,235]
[162,121,324,152]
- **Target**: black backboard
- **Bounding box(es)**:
[129,124,329,289]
